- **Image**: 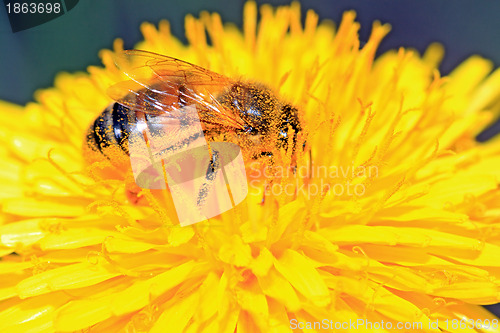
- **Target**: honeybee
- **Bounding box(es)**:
[85,50,302,180]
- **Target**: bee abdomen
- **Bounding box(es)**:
[86,103,134,160]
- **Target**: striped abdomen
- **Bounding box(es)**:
[86,102,133,161]
[85,101,206,166]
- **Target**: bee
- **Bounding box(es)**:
[85,50,302,183]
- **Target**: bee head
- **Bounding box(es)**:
[224,83,303,154]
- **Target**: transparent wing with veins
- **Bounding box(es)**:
[107,49,245,130]
[108,51,247,221]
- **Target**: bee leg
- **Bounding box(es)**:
[196,150,220,207]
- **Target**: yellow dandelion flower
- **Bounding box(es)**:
[1,2,500,332]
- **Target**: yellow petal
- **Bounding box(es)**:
[54,297,113,332]
[216,272,240,333]
[448,303,500,333]
[104,237,155,253]
[374,206,468,223]
[447,55,493,98]
[16,262,121,298]
[335,276,434,325]
[321,225,490,252]
[150,290,199,333]
[39,229,126,250]
[195,271,219,323]
[2,197,87,217]
[274,249,330,307]
[54,261,200,331]
[0,293,69,333]
[258,268,301,312]
[432,281,499,303]
[250,247,274,277]
[167,225,195,246]
[267,298,293,333]
[0,218,45,248]
[236,311,260,333]
[219,235,252,267]
[235,280,268,329]
[111,260,199,316]
[413,175,497,208]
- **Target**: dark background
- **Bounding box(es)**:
[1,0,500,315]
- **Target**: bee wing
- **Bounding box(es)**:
[107,49,245,130]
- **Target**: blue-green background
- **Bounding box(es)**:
[1,0,500,315]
